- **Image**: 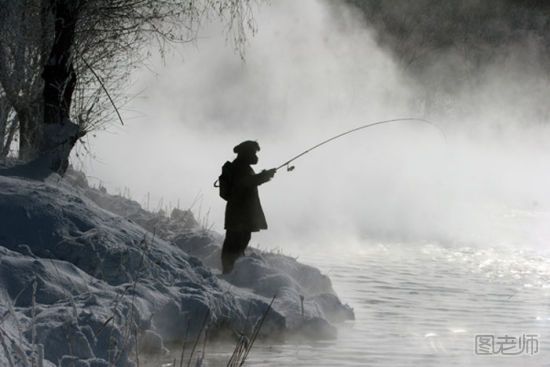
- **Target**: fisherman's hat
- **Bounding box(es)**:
[233,140,260,155]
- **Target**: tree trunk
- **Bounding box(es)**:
[39,0,83,174]
[18,109,41,160]
[42,0,78,125]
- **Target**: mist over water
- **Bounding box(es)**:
[78,0,550,254]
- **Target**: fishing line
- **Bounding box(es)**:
[276,117,446,172]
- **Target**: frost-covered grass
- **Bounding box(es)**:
[0,169,353,366]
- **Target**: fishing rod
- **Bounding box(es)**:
[276,117,445,172]
[214,117,444,188]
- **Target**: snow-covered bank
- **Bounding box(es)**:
[0,170,353,366]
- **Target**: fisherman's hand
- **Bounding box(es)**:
[260,168,276,181]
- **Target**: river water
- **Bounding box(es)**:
[150,241,550,366]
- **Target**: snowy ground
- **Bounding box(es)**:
[0,169,353,366]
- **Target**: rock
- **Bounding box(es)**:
[138,330,165,355]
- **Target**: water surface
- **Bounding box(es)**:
[150,243,550,366]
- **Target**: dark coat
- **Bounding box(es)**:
[224,159,271,232]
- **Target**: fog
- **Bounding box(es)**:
[77,0,550,254]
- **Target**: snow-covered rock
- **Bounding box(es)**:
[0,170,353,366]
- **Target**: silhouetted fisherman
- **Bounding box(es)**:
[221,141,276,274]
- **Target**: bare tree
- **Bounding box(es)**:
[0,0,257,175]
[0,1,49,161]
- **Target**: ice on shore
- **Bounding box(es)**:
[0,170,353,366]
